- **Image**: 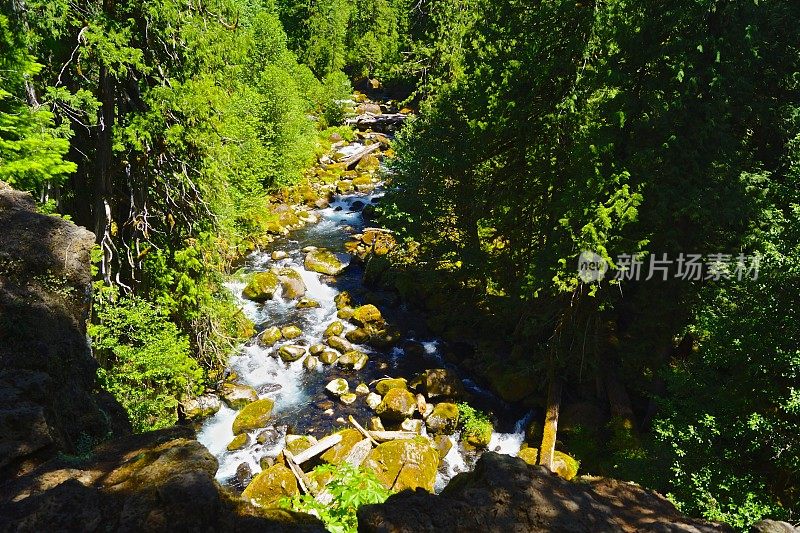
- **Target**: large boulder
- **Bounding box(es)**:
[418,368,465,399]
[277,268,306,299]
[304,249,347,276]
[0,426,324,532]
[242,464,298,508]
[375,378,407,396]
[326,336,354,354]
[362,438,439,492]
[220,383,259,409]
[260,326,283,346]
[181,394,221,420]
[425,403,459,435]
[0,183,128,471]
[278,345,306,362]
[232,398,275,434]
[351,304,383,326]
[338,350,369,371]
[325,378,349,396]
[375,388,417,422]
[357,452,729,533]
[242,271,280,301]
[320,429,363,465]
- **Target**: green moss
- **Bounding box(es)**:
[232,398,275,434]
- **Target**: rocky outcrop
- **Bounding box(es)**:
[0,183,127,475]
[0,426,324,532]
[357,452,730,533]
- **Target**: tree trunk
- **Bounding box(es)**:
[539,378,562,471]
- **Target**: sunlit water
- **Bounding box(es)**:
[198,173,533,491]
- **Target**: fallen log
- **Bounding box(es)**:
[344,438,372,468]
[341,142,381,169]
[349,415,379,446]
[292,432,343,464]
[283,449,313,495]
[368,430,417,442]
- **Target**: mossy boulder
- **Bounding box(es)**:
[232,398,275,434]
[337,307,355,320]
[309,344,327,355]
[351,304,382,326]
[345,327,370,344]
[376,388,416,422]
[220,383,259,409]
[338,350,369,371]
[425,403,460,435]
[286,435,317,456]
[278,345,306,362]
[296,297,320,309]
[304,355,320,371]
[366,392,382,410]
[323,321,344,337]
[281,324,302,339]
[363,438,439,492]
[319,350,339,364]
[227,433,249,451]
[277,268,306,299]
[181,394,221,420]
[517,447,539,466]
[334,291,353,309]
[260,326,283,346]
[325,378,349,396]
[433,435,453,459]
[304,248,347,275]
[320,429,363,465]
[419,368,466,399]
[326,335,353,354]
[242,271,280,302]
[463,422,493,448]
[340,392,357,405]
[552,451,580,480]
[375,378,407,396]
[241,464,298,508]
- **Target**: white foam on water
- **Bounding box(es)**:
[487,411,535,457]
[435,434,469,493]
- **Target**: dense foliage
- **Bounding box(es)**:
[281,463,391,533]
[1,0,349,430]
[380,0,800,527]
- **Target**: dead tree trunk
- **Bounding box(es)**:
[539,378,562,471]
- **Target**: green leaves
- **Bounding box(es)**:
[282,463,391,533]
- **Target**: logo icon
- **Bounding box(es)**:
[578,250,608,283]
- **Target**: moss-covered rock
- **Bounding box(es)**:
[296,297,320,309]
[517,447,539,466]
[286,435,317,456]
[375,378,407,396]
[325,378,349,396]
[309,344,326,355]
[337,307,355,320]
[425,403,459,435]
[242,271,280,301]
[552,451,580,480]
[355,383,370,395]
[323,321,344,337]
[376,388,416,421]
[334,291,353,309]
[485,364,538,403]
[278,345,306,362]
[419,368,466,399]
[351,304,382,326]
[340,392,357,405]
[338,350,369,371]
[181,394,221,420]
[241,464,298,508]
[304,248,347,275]
[281,324,302,339]
[277,268,307,300]
[319,350,339,364]
[326,335,353,354]
[363,438,439,492]
[227,433,249,451]
[232,398,275,434]
[303,355,319,371]
[320,429,363,465]
[345,327,370,344]
[220,383,259,409]
[260,326,283,346]
[433,435,453,459]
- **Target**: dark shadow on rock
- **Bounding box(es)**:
[357,452,732,533]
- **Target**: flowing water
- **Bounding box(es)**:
[198,151,535,491]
